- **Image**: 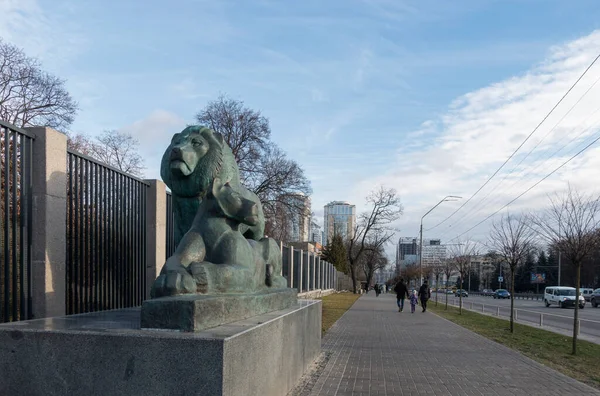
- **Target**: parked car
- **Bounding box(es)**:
[544,286,585,309]
[589,288,600,308]
[580,288,594,302]
[455,289,469,297]
[494,289,510,299]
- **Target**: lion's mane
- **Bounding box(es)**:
[161,126,237,198]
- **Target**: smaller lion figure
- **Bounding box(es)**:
[151,126,287,297]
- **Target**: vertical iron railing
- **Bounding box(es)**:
[166,191,175,259]
[0,121,34,323]
[66,150,149,315]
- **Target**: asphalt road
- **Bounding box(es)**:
[430,292,600,340]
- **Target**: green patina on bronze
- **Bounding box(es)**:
[151,125,288,297]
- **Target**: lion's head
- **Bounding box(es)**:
[161,126,225,198]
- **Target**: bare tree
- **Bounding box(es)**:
[361,241,388,289]
[90,130,145,176]
[65,130,145,177]
[195,96,312,231]
[441,258,455,309]
[531,186,600,355]
[196,94,269,178]
[0,39,78,131]
[431,261,444,307]
[66,131,94,156]
[488,213,537,333]
[448,240,478,314]
[346,186,403,293]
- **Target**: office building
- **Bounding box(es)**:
[310,222,323,245]
[323,201,356,243]
[278,193,311,242]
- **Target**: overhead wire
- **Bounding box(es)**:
[446,128,600,243]
[426,74,600,233]
[438,105,600,236]
[424,53,600,232]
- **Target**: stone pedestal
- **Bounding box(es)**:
[0,300,321,396]
[141,288,297,331]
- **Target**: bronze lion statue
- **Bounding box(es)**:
[151,126,288,297]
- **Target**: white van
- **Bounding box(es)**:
[580,288,594,302]
[544,286,585,309]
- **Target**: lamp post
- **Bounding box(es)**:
[419,195,462,284]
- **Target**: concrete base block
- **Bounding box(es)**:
[298,289,335,299]
[0,300,321,396]
[141,288,297,331]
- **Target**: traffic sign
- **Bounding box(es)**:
[498,276,504,282]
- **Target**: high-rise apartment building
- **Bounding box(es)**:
[310,222,322,245]
[421,239,446,265]
[323,201,356,243]
[277,193,311,242]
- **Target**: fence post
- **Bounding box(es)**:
[144,179,167,299]
[27,127,67,319]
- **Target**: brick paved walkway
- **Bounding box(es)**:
[296,293,600,396]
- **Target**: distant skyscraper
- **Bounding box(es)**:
[281,193,311,242]
[310,222,322,245]
[323,201,356,243]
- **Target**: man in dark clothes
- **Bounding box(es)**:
[418,280,431,312]
[395,278,409,312]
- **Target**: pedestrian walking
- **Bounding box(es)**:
[394,278,409,312]
[409,290,419,313]
[418,280,431,312]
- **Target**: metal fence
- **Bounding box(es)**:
[281,244,338,293]
[0,121,34,323]
[166,191,175,259]
[66,150,149,314]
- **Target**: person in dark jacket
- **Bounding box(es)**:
[395,278,409,312]
[418,280,431,312]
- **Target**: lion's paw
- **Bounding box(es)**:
[150,271,197,298]
[189,262,213,294]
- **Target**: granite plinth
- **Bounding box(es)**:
[141,287,297,331]
[0,299,321,396]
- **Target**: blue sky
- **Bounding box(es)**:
[3,0,600,257]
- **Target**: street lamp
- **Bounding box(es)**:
[419,195,462,284]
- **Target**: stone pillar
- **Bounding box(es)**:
[27,127,67,319]
[279,241,283,275]
[298,250,303,294]
[310,254,317,290]
[144,180,167,299]
[306,253,311,291]
[289,246,294,289]
[316,257,321,290]
[332,267,336,290]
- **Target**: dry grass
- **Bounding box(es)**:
[429,303,600,390]
[319,292,361,335]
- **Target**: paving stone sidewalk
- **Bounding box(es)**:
[294,293,600,396]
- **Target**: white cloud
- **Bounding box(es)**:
[345,30,600,252]
[0,0,86,69]
[118,110,188,179]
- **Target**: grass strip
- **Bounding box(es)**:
[319,292,361,335]
[428,302,600,390]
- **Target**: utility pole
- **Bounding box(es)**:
[419,195,462,285]
[419,223,423,284]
